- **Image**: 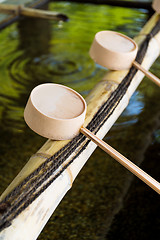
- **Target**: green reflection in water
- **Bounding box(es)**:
[0,2,159,240]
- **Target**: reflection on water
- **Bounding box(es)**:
[123,91,144,116]
[113,91,145,128]
[0,1,159,240]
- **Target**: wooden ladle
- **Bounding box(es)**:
[24,83,160,194]
[89,31,160,87]
[152,0,160,13]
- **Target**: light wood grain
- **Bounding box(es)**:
[133,60,160,86]
[81,127,160,194]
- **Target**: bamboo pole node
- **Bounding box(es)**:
[15,5,24,16]
[31,152,52,160]
[63,164,73,187]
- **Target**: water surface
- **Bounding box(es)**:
[0,1,159,240]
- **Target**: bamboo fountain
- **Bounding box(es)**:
[0,1,160,239]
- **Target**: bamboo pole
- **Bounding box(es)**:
[0,4,68,21]
[0,12,160,240]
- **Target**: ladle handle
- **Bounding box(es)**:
[133,61,160,87]
[80,127,160,194]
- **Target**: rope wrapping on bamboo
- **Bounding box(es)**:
[0,17,160,231]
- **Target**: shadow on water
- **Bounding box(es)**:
[0,1,159,240]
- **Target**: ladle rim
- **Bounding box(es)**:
[29,83,87,121]
[94,30,138,55]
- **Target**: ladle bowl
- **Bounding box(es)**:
[89,30,138,70]
[89,30,160,87]
[24,83,87,140]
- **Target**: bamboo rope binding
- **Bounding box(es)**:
[0,4,68,21]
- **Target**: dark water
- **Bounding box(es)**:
[0,1,159,240]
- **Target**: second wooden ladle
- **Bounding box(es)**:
[24,83,160,194]
[89,31,160,87]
